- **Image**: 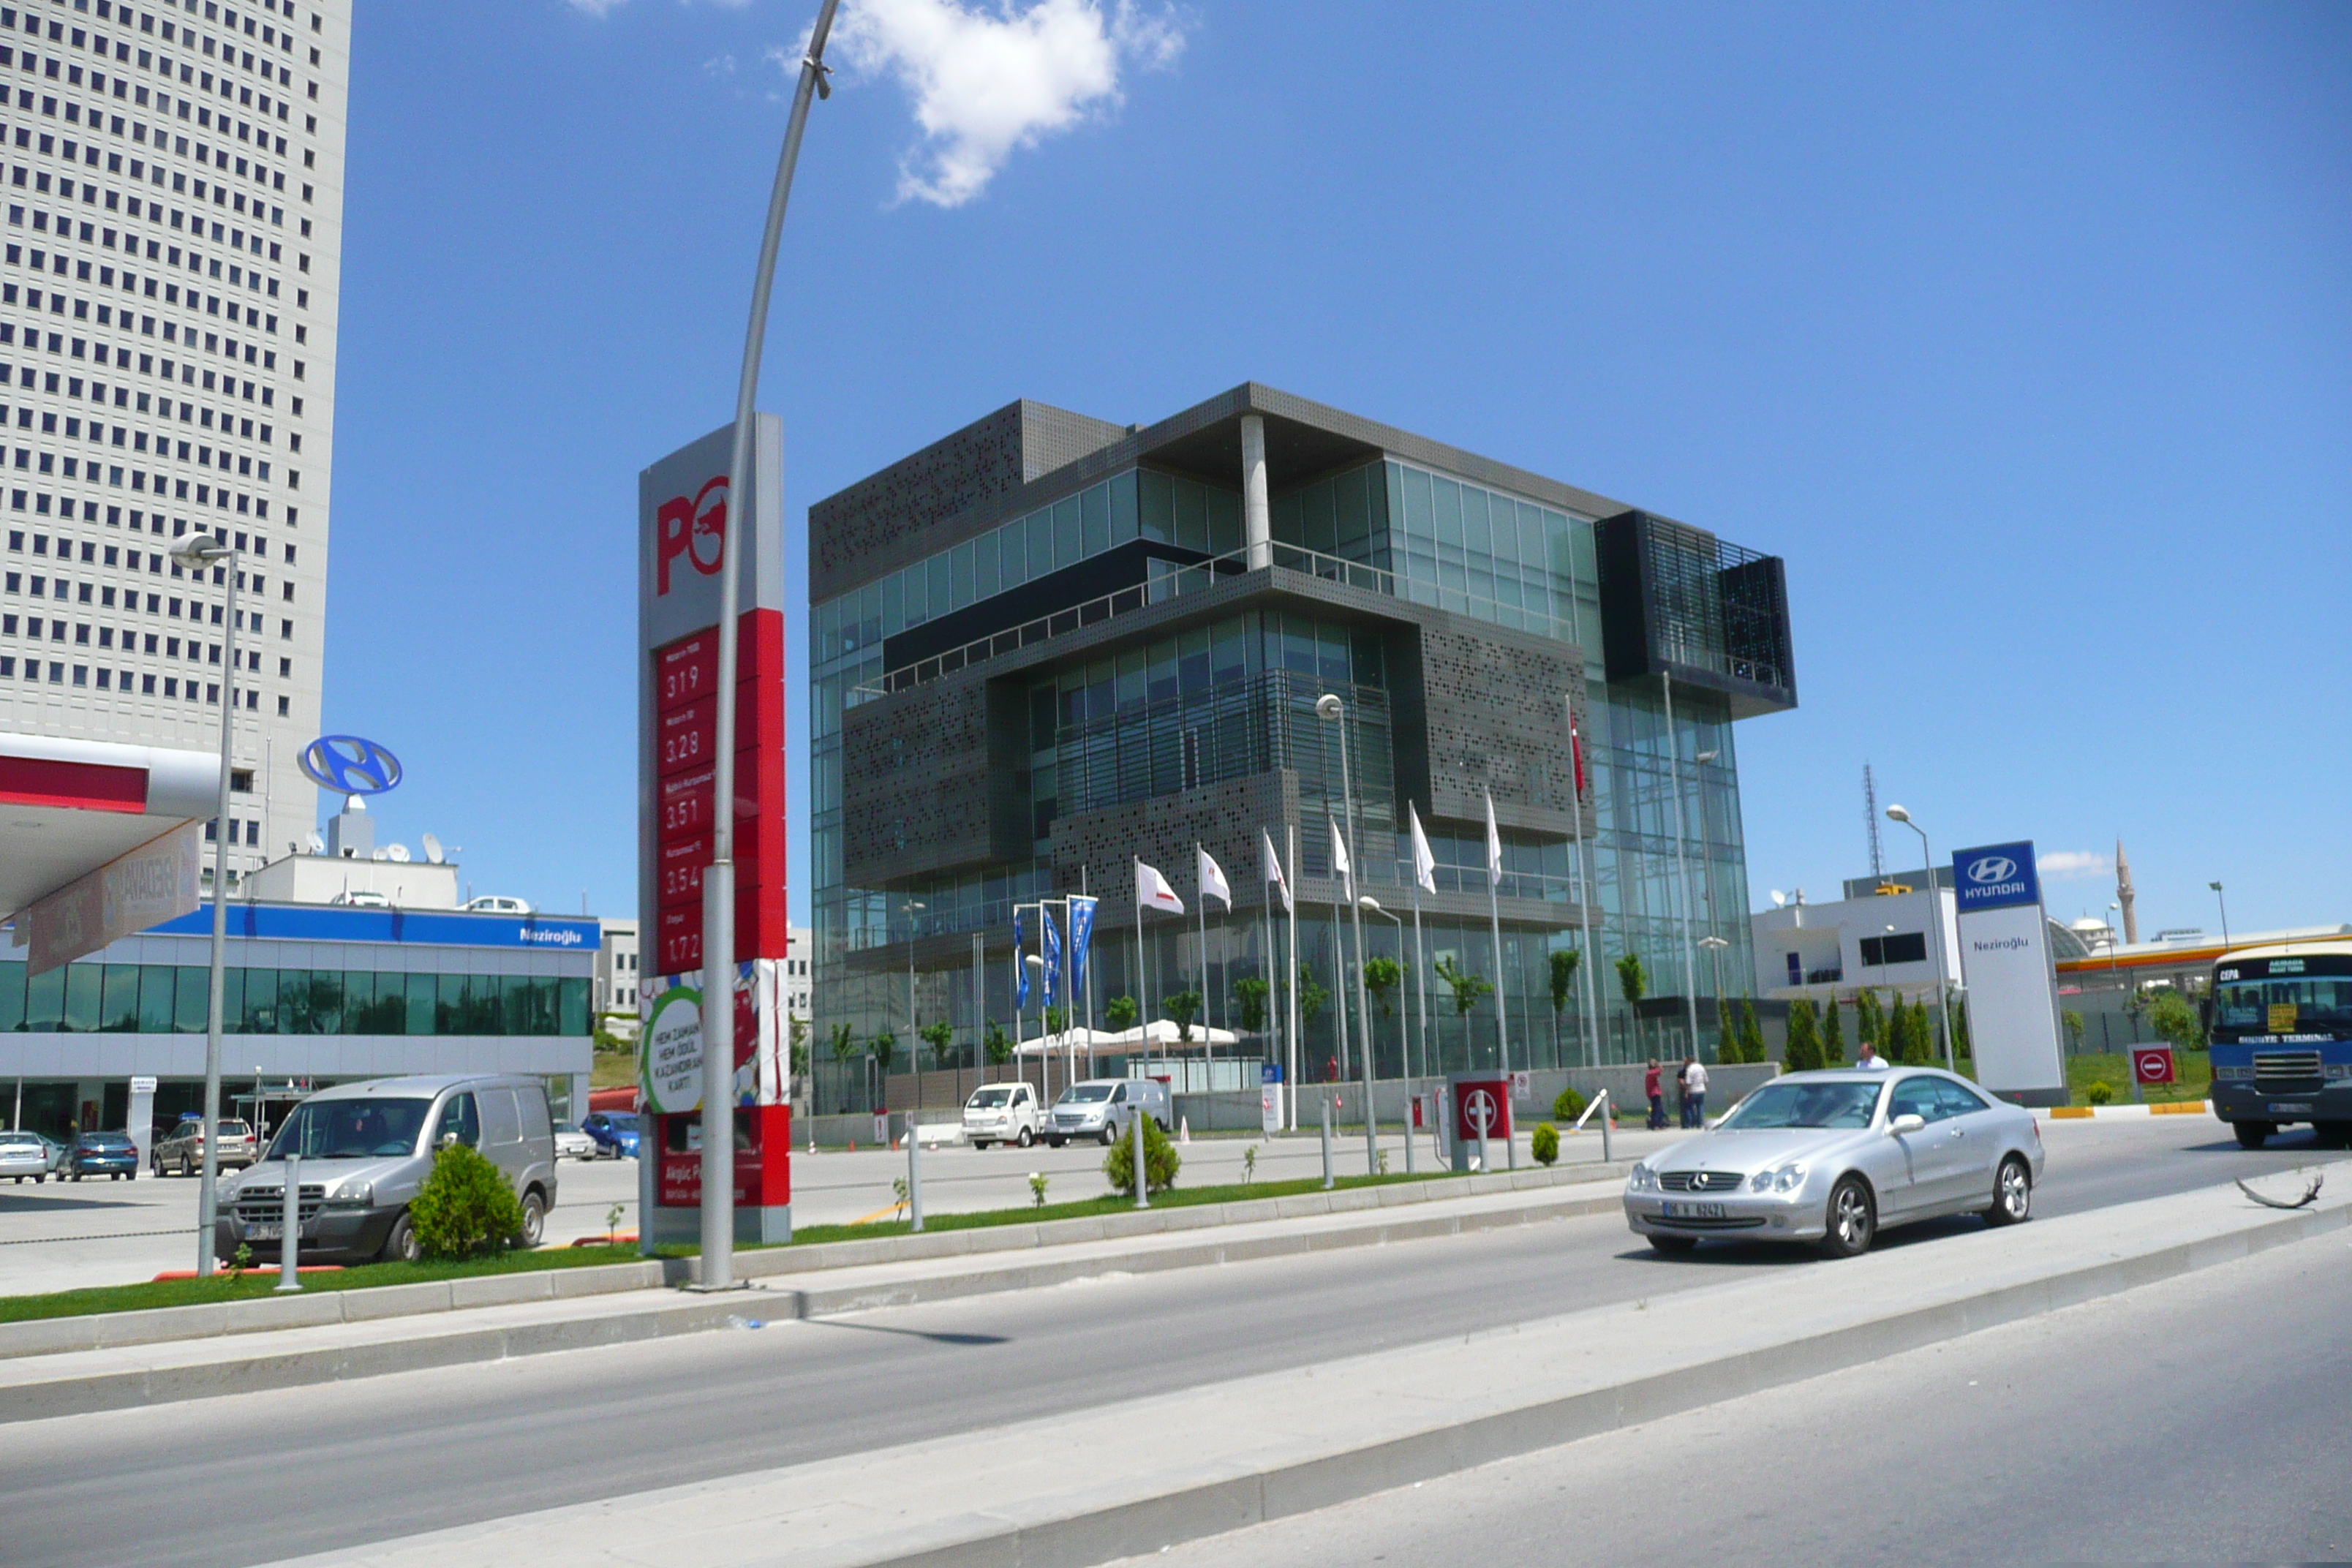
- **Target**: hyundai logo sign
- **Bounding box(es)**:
[298,735,404,796]
[1952,841,2040,912]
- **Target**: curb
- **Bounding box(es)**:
[2045,1101,2212,1120]
[0,1181,1633,1422]
[0,1160,1627,1364]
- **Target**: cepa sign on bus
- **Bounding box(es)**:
[638,416,785,647]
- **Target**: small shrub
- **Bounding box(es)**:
[2084,1080,2115,1106]
[1553,1086,1586,1123]
[1103,1115,1182,1196]
[1531,1123,1560,1165]
[1028,1171,1049,1207]
[1242,1145,1259,1183]
[409,1142,524,1260]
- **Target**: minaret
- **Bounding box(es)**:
[2115,839,2138,946]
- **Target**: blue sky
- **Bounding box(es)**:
[321,1,2349,941]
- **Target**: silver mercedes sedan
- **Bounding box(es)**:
[1623,1068,2045,1259]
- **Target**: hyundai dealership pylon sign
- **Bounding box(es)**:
[637,416,791,1244]
[1951,840,2068,1105]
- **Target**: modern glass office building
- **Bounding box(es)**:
[809,385,1795,1107]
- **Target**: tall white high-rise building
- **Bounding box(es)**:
[0,0,346,883]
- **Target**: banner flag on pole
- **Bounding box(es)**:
[1041,907,1063,1009]
[1409,802,1438,897]
[1328,817,1352,894]
[1013,907,1029,1009]
[1137,861,1186,916]
[1262,829,1292,914]
[1570,720,1588,798]
[1197,846,1232,910]
[1485,788,1504,890]
[1068,895,1098,997]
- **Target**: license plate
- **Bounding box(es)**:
[1661,1201,1726,1220]
[246,1222,282,1241]
[2269,1103,2314,1115]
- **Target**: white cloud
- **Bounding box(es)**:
[2038,851,2112,881]
[830,0,1187,208]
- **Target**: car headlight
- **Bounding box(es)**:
[1748,1164,1809,1193]
[1629,1163,1659,1191]
[326,1180,373,1208]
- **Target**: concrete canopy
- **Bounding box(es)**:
[0,732,222,916]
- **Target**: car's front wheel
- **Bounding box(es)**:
[2235,1121,2274,1150]
[1984,1156,2032,1226]
[1820,1175,1877,1259]
[1016,1127,1033,1148]
[380,1212,423,1265]
[1101,1123,1119,1147]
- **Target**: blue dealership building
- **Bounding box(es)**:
[0,901,598,1158]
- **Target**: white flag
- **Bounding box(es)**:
[1197,844,1232,911]
[1136,859,1186,916]
[1328,818,1352,893]
[1262,829,1292,914]
[1484,788,1504,890]
[1409,802,1437,897]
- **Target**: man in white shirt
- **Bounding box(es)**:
[1683,1057,1709,1126]
[1856,1041,1891,1071]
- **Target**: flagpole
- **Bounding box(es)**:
[1568,703,1601,1070]
[1486,789,1516,1170]
[1196,842,1211,1093]
[1134,859,1147,1085]
[1286,824,1300,1131]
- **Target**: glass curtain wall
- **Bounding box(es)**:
[0,962,590,1036]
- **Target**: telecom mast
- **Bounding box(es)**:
[1863,764,1887,884]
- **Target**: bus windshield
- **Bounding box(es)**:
[2213,976,2352,1040]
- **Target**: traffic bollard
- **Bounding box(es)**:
[907,1117,924,1233]
[275,1153,302,1292]
[1319,1088,1334,1191]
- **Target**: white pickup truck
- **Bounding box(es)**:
[962,1081,1043,1149]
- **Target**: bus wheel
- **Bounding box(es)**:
[2234,1122,2274,1150]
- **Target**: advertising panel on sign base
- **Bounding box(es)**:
[1952,840,2068,1107]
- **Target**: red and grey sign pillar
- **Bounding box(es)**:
[637,417,793,1250]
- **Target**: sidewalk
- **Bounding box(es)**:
[0,1164,1632,1422]
[268,1159,2352,1568]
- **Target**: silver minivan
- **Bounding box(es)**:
[215,1074,558,1265]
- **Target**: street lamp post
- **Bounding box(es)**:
[1360,896,1411,1174]
[1698,935,1730,1053]
[172,531,238,1277]
[697,0,845,1294]
[1884,805,1955,1072]
[1692,747,1719,1055]
[1316,694,1378,1177]
[2209,881,2231,949]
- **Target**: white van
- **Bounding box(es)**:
[1044,1077,1171,1147]
[963,1081,1041,1148]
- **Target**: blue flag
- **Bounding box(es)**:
[1068,895,1098,1000]
[1041,908,1063,1010]
[1013,908,1029,1009]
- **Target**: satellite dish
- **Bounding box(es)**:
[304,830,326,855]
[386,843,412,864]
[370,848,388,862]
[1771,889,1787,907]
[421,832,445,865]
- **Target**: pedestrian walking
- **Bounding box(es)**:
[1643,1058,1665,1130]
[1684,1055,1709,1126]
[1857,1040,1890,1071]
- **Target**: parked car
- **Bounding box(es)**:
[551,1120,598,1161]
[580,1111,641,1160]
[1623,1068,2045,1259]
[464,895,533,915]
[214,1074,559,1265]
[0,1131,51,1183]
[1044,1078,1172,1147]
[962,1082,1042,1149]
[151,1117,259,1176]
[69,1132,140,1181]
[329,889,391,908]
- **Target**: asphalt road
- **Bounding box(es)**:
[1123,1199,2352,1567]
[2,1116,2332,1568]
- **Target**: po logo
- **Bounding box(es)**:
[655,476,728,595]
